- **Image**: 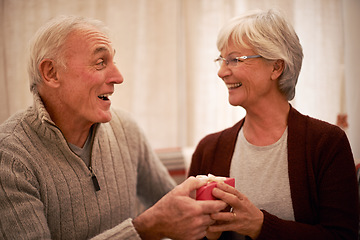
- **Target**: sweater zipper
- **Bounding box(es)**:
[89,166,101,191]
[44,119,101,192]
[89,124,100,191]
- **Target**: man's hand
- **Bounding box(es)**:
[133,177,227,240]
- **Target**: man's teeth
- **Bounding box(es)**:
[98,93,112,100]
[226,83,242,89]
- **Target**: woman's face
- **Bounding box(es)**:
[217,39,277,109]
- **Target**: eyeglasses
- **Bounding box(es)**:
[214,55,262,68]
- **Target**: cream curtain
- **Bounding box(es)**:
[1,0,359,159]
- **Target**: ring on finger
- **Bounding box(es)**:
[230,207,236,217]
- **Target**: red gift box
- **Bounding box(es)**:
[196,174,235,200]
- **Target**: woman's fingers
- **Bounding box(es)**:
[209,182,264,239]
[211,182,245,208]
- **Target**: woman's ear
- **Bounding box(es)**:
[39,59,60,88]
[271,59,285,80]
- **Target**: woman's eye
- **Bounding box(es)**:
[230,58,241,63]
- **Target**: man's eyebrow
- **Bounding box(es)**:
[93,46,116,56]
[93,47,108,55]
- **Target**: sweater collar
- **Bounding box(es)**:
[30,92,101,143]
[33,92,56,126]
[27,93,65,142]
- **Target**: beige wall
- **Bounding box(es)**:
[343,0,360,161]
[0,0,359,159]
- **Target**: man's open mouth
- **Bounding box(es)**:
[98,93,112,101]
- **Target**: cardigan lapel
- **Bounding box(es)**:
[213,119,244,177]
[287,106,316,223]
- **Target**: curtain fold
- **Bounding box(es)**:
[1,0,359,159]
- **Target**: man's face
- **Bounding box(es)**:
[55,26,123,126]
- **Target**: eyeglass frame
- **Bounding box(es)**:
[214,55,262,67]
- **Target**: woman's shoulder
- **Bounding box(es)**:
[290,107,343,137]
[197,119,244,149]
[289,107,347,154]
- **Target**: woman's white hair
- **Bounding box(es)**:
[217,9,303,100]
[28,15,109,93]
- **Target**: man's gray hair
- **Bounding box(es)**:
[28,15,109,93]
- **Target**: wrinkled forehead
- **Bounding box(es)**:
[64,26,114,55]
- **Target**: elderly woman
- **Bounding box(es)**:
[188,9,359,240]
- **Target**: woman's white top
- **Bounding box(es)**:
[230,127,295,221]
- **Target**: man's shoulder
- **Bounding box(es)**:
[103,108,143,136]
[110,108,134,122]
[0,110,37,164]
[0,110,28,143]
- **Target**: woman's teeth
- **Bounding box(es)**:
[98,93,112,100]
[226,82,242,89]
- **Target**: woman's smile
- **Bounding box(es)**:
[226,82,242,90]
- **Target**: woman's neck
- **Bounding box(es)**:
[243,102,290,146]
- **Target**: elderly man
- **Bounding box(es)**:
[0,15,226,240]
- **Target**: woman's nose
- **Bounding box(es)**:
[217,63,231,80]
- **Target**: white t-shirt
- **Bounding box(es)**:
[230,127,294,221]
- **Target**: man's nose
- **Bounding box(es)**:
[107,64,124,85]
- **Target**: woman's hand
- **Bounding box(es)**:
[207,182,264,239]
[133,177,227,240]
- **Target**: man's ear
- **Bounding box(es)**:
[39,59,60,88]
[271,59,285,80]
